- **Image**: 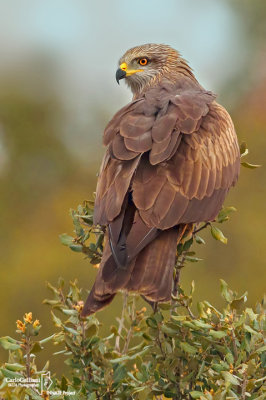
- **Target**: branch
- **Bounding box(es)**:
[115,292,128,353]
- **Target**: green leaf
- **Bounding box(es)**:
[195,235,205,245]
[240,142,249,157]
[212,362,229,372]
[171,315,187,322]
[203,301,223,317]
[211,226,228,244]
[257,345,266,353]
[0,336,21,350]
[217,206,237,223]
[5,363,25,371]
[0,368,23,379]
[190,391,204,399]
[63,325,79,335]
[88,393,97,400]
[220,279,233,302]
[191,280,195,295]
[225,352,234,365]
[245,308,257,321]
[59,233,74,246]
[221,371,240,386]
[164,389,178,398]
[209,329,227,339]
[185,256,202,263]
[42,361,50,371]
[53,349,67,355]
[39,334,55,344]
[197,302,208,318]
[127,371,140,383]
[71,210,85,237]
[231,294,247,311]
[61,375,68,391]
[113,364,127,384]
[110,346,151,363]
[62,309,78,316]
[183,237,193,251]
[69,244,83,252]
[51,311,62,327]
[253,395,266,400]
[161,325,178,336]
[25,388,43,400]
[241,161,261,169]
[244,324,261,336]
[46,281,60,294]
[146,317,157,328]
[154,369,160,381]
[158,302,172,310]
[193,320,212,329]
[42,299,61,306]
[180,342,198,354]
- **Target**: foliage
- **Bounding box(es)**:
[0,279,265,399]
[0,144,264,399]
[59,200,104,266]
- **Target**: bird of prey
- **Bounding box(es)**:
[82,43,240,316]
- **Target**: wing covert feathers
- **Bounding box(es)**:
[84,76,240,315]
[94,78,239,229]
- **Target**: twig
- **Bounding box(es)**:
[172,266,181,298]
[156,331,166,359]
[25,337,31,379]
[115,292,128,353]
[230,327,238,362]
[193,222,210,235]
[186,305,196,319]
[122,327,133,355]
[80,318,87,384]
[122,296,135,354]
[241,371,247,400]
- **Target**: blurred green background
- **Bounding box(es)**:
[0,0,265,374]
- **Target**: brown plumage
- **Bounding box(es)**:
[82,44,240,316]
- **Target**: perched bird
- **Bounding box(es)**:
[82,43,240,316]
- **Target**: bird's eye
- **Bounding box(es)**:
[138,58,148,66]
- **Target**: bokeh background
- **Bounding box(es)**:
[0,0,265,373]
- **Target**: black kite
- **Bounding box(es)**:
[82,44,240,316]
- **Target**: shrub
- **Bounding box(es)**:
[0,278,265,399]
[0,144,264,399]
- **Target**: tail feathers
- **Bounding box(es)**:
[82,238,135,317]
[82,282,115,316]
[82,228,179,316]
[127,228,179,301]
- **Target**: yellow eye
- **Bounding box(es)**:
[139,58,148,66]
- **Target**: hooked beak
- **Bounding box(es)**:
[115,62,143,84]
[116,68,127,84]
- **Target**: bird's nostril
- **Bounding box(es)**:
[120,62,127,71]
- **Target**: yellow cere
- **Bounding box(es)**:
[119,62,143,76]
[120,62,127,71]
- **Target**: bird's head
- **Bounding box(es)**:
[116,43,194,96]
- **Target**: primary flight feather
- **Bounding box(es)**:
[82,43,240,316]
